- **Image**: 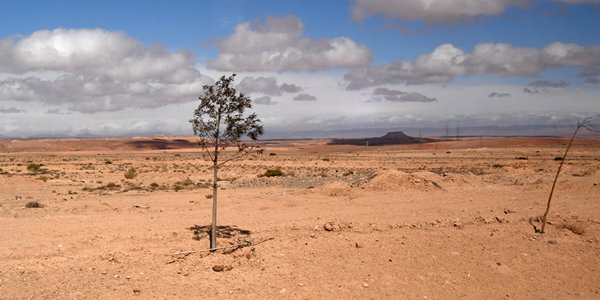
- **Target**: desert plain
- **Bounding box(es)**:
[0,136,599,299]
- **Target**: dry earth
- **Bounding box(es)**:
[1,137,599,299]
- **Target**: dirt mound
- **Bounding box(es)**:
[315,180,352,196]
[361,170,442,191]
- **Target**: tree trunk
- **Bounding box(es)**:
[210,139,219,251]
[540,124,581,233]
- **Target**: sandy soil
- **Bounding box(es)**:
[1,137,599,299]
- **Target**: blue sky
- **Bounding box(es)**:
[0,0,599,138]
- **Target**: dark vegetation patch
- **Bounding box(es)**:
[258,169,284,177]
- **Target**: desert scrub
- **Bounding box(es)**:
[27,163,48,174]
[124,167,137,179]
[123,182,144,192]
[258,169,284,177]
[83,182,121,192]
[25,201,43,208]
[37,176,50,182]
[173,178,210,191]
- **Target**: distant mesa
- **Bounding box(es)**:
[329,131,434,146]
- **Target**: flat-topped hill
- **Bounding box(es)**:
[329,131,435,146]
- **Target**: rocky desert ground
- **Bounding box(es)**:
[1,136,599,299]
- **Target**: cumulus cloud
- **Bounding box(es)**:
[254,96,276,105]
[208,15,372,71]
[0,28,212,112]
[345,41,600,89]
[523,87,539,94]
[488,92,512,98]
[46,108,70,115]
[352,0,522,23]
[0,106,24,113]
[528,80,568,88]
[293,93,317,101]
[371,87,436,102]
[237,76,302,96]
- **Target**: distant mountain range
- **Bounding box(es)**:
[1,124,591,140]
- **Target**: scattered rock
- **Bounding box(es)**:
[495,216,507,223]
[548,240,557,245]
[212,265,225,272]
[503,208,516,214]
[323,222,334,231]
[133,289,141,294]
[355,242,364,248]
[363,282,369,288]
[453,220,463,229]
[133,204,149,209]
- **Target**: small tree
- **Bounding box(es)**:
[538,114,599,233]
[190,74,264,250]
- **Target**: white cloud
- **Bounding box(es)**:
[488,92,512,98]
[372,88,436,102]
[585,78,600,84]
[237,76,302,96]
[293,93,317,101]
[0,106,24,113]
[523,87,539,94]
[254,96,276,105]
[352,0,522,23]
[345,42,600,89]
[0,28,212,112]
[528,80,568,88]
[208,15,372,71]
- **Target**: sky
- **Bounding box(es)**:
[0,0,599,138]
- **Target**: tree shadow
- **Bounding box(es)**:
[188,224,252,241]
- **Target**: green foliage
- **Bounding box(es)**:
[190,74,264,154]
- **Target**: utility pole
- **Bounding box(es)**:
[445,121,449,138]
[456,122,459,141]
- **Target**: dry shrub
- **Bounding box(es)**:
[124,167,137,179]
[258,169,284,177]
[25,201,43,208]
